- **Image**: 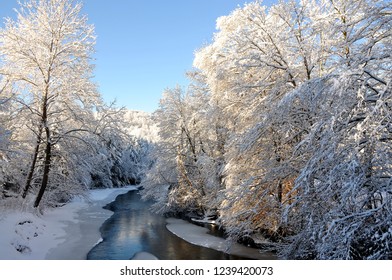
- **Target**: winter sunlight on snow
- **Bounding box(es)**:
[1,0,392,263]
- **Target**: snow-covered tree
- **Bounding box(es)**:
[0,0,100,208]
[141,74,225,216]
[123,110,159,143]
[192,0,324,242]
[279,71,392,259]
[141,86,203,213]
[280,0,392,258]
[192,0,392,255]
[0,80,11,194]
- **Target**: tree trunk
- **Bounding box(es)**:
[33,138,51,208]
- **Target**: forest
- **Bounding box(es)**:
[141,0,392,260]
[1,0,392,260]
[0,0,153,208]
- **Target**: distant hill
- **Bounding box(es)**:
[122,110,159,143]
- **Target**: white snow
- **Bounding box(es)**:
[0,186,137,260]
[123,110,159,142]
[191,217,219,225]
[131,251,159,260]
[166,218,277,260]
[1,187,274,260]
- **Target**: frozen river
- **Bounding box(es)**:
[86,190,250,260]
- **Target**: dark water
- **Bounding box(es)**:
[87,190,247,260]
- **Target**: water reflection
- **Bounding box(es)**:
[87,190,247,260]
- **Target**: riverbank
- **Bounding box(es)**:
[87,190,239,260]
[87,189,275,260]
[166,218,277,260]
[0,186,136,260]
[1,187,276,260]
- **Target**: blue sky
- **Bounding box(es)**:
[1,0,276,112]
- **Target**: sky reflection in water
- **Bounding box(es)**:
[87,190,246,260]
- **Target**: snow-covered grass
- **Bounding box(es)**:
[0,186,136,260]
[166,218,277,260]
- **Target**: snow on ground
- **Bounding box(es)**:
[166,218,277,260]
[1,187,274,260]
[131,251,159,260]
[0,186,136,260]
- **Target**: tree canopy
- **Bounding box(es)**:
[142,0,392,259]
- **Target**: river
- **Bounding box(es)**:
[87,190,273,260]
